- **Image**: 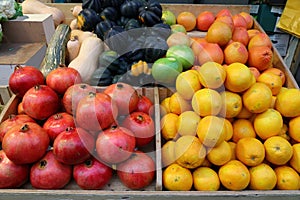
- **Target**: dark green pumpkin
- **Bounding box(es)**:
[94,20,116,40]
[90,67,113,86]
[82,0,103,14]
[150,22,171,39]
[120,0,145,18]
[104,26,131,54]
[138,0,162,26]
[77,8,101,32]
[101,0,125,8]
[100,7,119,22]
[117,16,130,27]
[144,36,168,63]
[125,18,141,31]
[98,50,120,72]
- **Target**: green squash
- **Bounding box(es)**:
[77,8,101,32]
[100,7,119,22]
[138,0,162,26]
[94,20,116,40]
[144,35,168,63]
[90,67,113,86]
[120,0,145,18]
[82,0,103,15]
[104,26,131,54]
[98,50,120,72]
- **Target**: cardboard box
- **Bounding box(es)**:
[0,42,47,85]
[2,14,55,44]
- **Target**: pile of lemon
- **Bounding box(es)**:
[160,61,300,191]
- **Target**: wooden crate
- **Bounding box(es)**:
[0,87,163,193]
[0,86,12,114]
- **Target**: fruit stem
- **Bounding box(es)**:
[88,92,96,98]
[34,85,41,91]
[111,125,118,130]
[53,113,62,120]
[66,127,74,132]
[59,64,67,68]
[84,159,93,168]
[39,160,47,168]
[80,84,87,89]
[116,83,124,89]
[136,115,144,123]
[14,65,22,71]
[20,124,29,132]
[8,114,16,120]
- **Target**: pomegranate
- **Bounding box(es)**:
[0,150,29,188]
[17,101,25,114]
[30,150,72,189]
[9,65,45,97]
[75,92,118,132]
[96,125,136,164]
[43,112,75,143]
[104,82,139,116]
[62,83,96,115]
[136,95,154,116]
[53,127,95,165]
[22,85,60,120]
[122,112,155,147]
[0,114,35,142]
[2,122,50,164]
[73,157,113,190]
[46,64,82,95]
[117,150,155,190]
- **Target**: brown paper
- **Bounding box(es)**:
[277,0,300,38]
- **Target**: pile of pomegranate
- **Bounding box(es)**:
[0,65,156,190]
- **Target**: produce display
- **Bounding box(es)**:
[1,0,300,195]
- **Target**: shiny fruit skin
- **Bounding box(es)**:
[30,151,72,189]
[62,83,96,115]
[96,126,136,164]
[0,114,35,142]
[43,112,75,143]
[122,111,155,147]
[53,127,95,165]
[9,65,45,97]
[117,150,155,190]
[104,82,139,116]
[136,95,154,116]
[46,64,82,95]
[22,85,60,120]
[2,122,50,165]
[75,92,118,131]
[0,150,30,188]
[73,157,113,190]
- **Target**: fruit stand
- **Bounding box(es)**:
[1,1,300,199]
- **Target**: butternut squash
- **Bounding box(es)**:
[22,0,65,27]
[68,37,104,83]
[69,19,79,30]
[67,36,81,64]
[71,5,83,18]
[70,29,97,44]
